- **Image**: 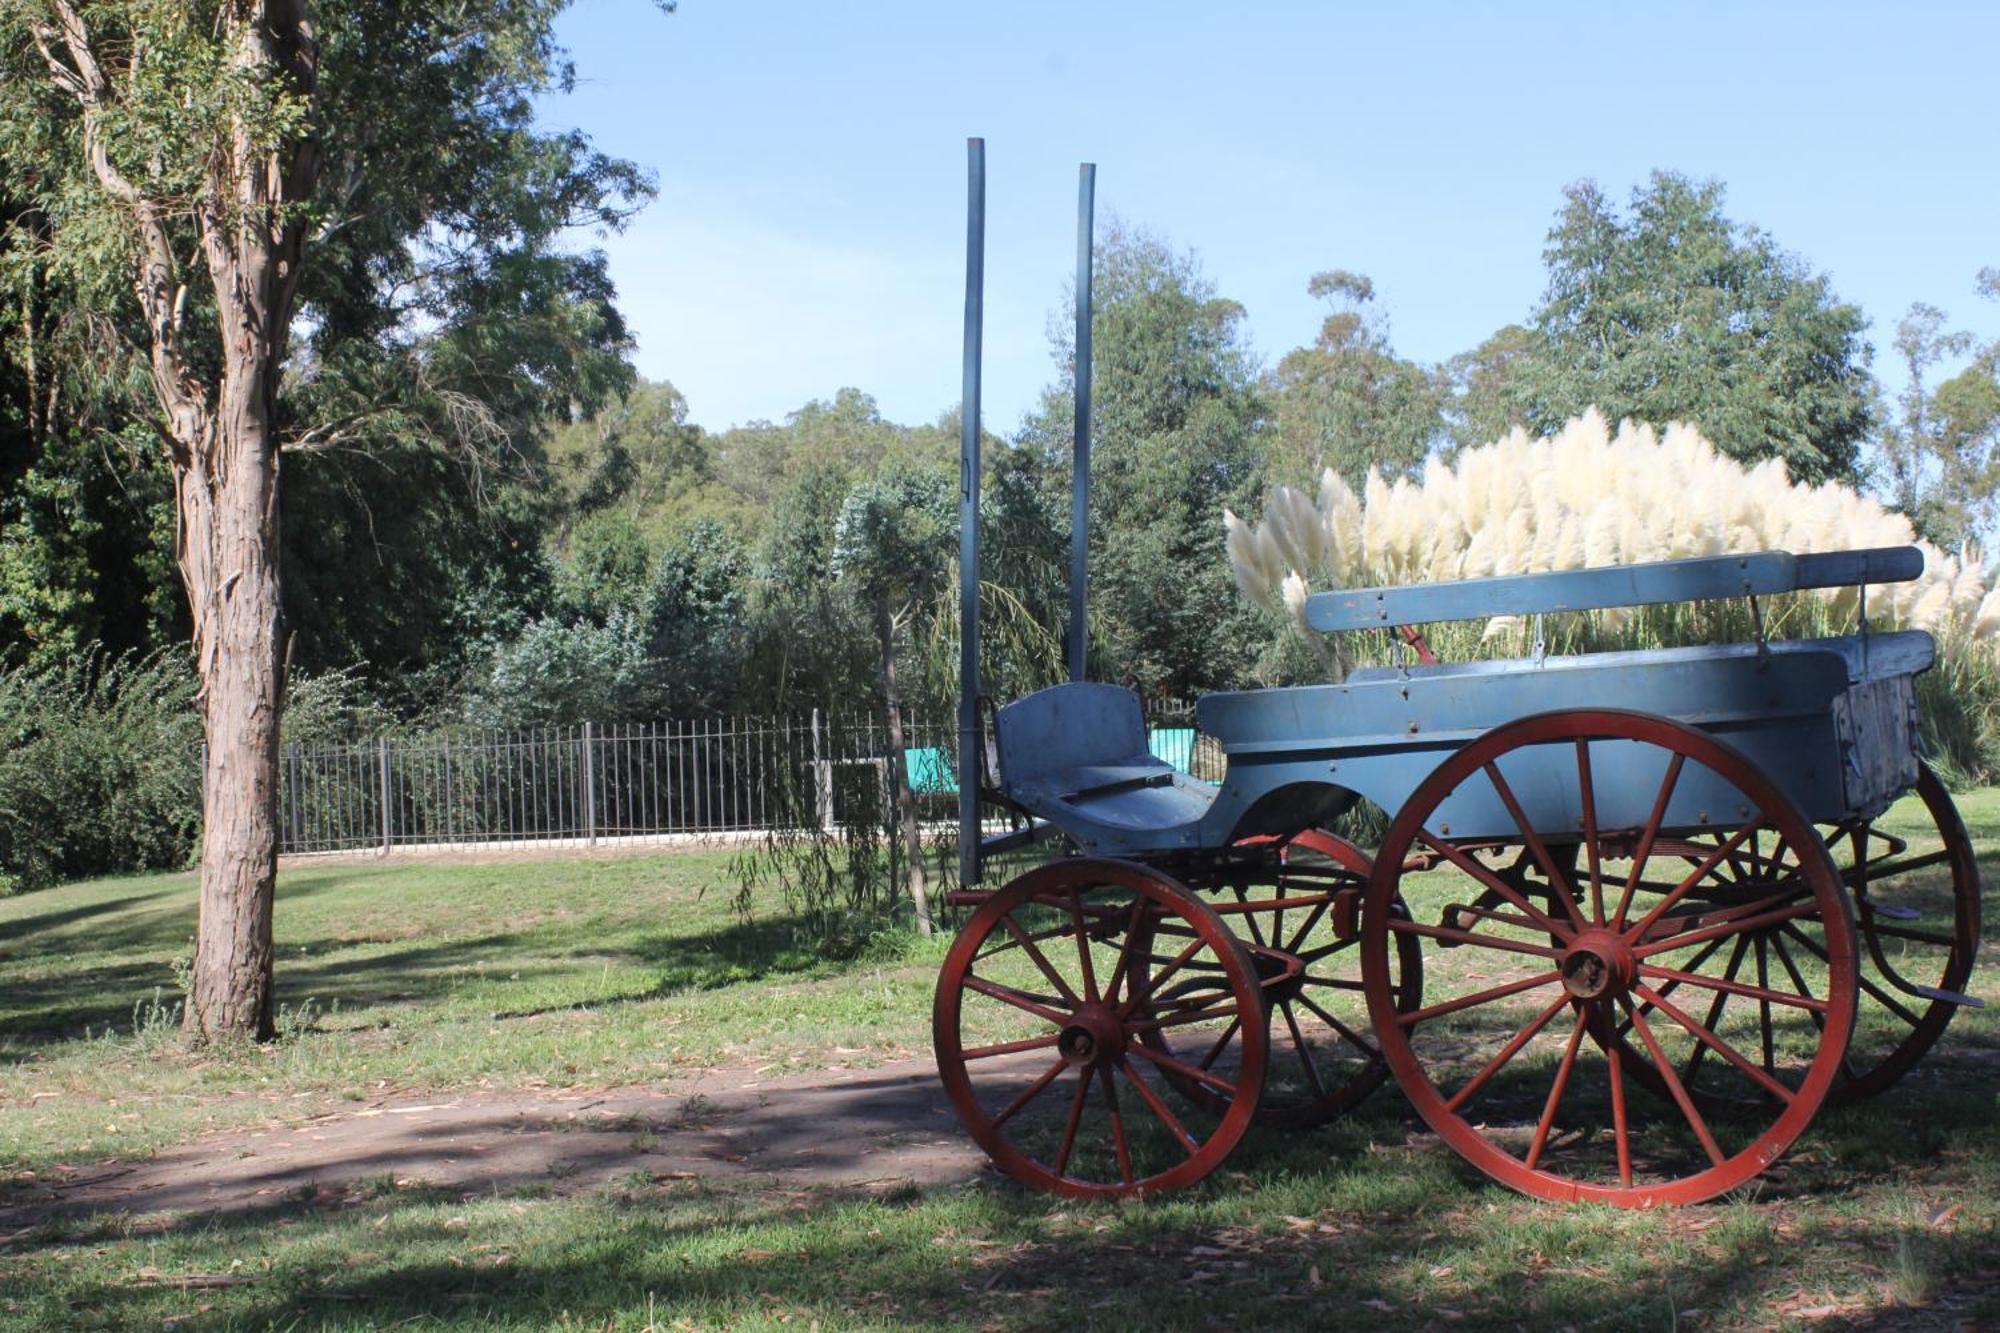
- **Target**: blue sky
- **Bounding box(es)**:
[542,1,2000,436]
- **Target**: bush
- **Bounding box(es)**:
[0,650,202,890]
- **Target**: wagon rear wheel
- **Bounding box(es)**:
[1824,763,1981,1101]
[1626,762,1980,1111]
[1360,710,1857,1207]
[1136,830,1424,1127]
[933,858,1267,1198]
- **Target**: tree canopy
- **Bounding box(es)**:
[1513,172,1875,484]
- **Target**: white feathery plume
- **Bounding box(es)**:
[1224,509,1276,611]
[1973,587,2000,640]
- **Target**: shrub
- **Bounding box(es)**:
[0,650,202,890]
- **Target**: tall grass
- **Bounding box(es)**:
[1226,411,2000,776]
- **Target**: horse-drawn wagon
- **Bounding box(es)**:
[934,144,1980,1207]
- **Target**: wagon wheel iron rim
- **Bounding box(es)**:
[1360,709,1857,1207]
[932,857,1267,1198]
[1133,829,1423,1128]
[1826,762,1982,1101]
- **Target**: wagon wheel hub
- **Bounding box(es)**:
[1058,1003,1128,1068]
[1560,930,1636,1002]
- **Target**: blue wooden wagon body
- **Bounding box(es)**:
[988,547,1931,857]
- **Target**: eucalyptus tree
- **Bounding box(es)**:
[1515,172,1874,484]
[1,0,658,1037]
[1878,280,2000,547]
[1268,269,1445,488]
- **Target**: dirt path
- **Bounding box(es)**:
[0,1056,988,1231]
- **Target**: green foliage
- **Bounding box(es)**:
[1442,323,1537,454]
[0,0,659,683]
[1877,292,2000,548]
[1021,221,1270,697]
[643,519,747,714]
[466,613,657,727]
[0,650,200,891]
[1269,269,1445,487]
[1516,173,1875,484]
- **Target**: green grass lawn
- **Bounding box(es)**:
[2,790,1998,1331]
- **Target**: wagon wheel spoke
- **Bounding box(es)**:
[1122,935,1207,1017]
[1524,1011,1590,1171]
[1066,890,1101,1004]
[1282,898,1332,956]
[1633,899,1822,959]
[961,975,1070,1026]
[1388,914,1563,959]
[1051,1069,1092,1178]
[1842,848,1951,886]
[990,1058,1068,1129]
[1398,972,1562,1028]
[1413,831,1571,940]
[1576,740,1606,926]
[1624,819,1771,941]
[1606,1035,1633,1187]
[1232,884,1268,948]
[1293,990,1381,1060]
[1754,936,1777,1077]
[1127,1041,1238,1098]
[1196,1014,1243,1071]
[1621,998,1725,1168]
[1862,920,1961,949]
[1097,1064,1134,1186]
[1616,933,1730,1037]
[1672,932,1751,1091]
[1443,993,1571,1115]
[1277,1000,1331,1102]
[999,916,1081,1010]
[1635,960,1831,1014]
[1100,898,1152,1008]
[1610,751,1685,928]
[1780,922,1923,1029]
[1636,981,1795,1105]
[1117,1059,1198,1157]
[963,1033,1064,1061]
[1484,761,1588,933]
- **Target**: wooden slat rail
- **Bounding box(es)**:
[1305,546,1924,633]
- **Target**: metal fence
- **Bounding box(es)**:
[276,702,1222,856]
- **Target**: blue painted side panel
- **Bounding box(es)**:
[1306,546,1924,633]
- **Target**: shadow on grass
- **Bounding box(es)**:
[8,1137,1997,1331]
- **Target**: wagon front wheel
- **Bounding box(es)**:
[934,858,1267,1198]
[1361,709,1856,1207]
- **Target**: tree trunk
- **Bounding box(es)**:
[876,595,933,936]
[179,406,284,1040]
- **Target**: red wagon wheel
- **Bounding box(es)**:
[1360,710,1857,1207]
[1137,829,1424,1127]
[1822,762,1981,1102]
[933,858,1267,1198]
[1623,762,1980,1110]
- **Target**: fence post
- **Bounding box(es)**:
[378,736,392,856]
[583,721,597,846]
[286,743,302,854]
[811,707,834,833]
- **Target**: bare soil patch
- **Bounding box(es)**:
[0,1055,983,1232]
